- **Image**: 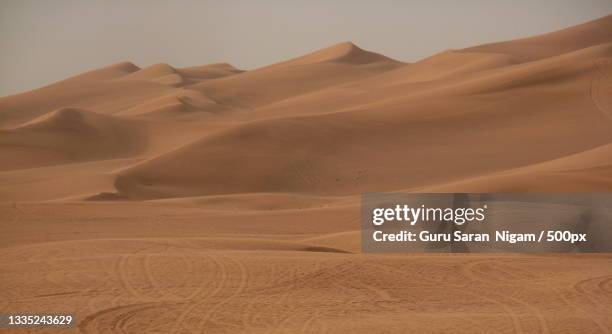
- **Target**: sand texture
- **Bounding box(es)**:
[1,14,612,333]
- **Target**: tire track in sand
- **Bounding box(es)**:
[371,260,524,334]
[194,254,248,333]
[574,275,612,313]
[461,259,550,334]
[555,286,610,334]
[78,302,163,334]
[168,252,228,334]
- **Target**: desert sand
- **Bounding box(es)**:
[1,14,612,333]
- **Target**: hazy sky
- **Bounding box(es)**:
[1,0,611,97]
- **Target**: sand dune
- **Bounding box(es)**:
[58,62,142,83]
[0,79,172,129]
[178,63,244,80]
[119,63,185,86]
[112,37,612,198]
[0,159,140,201]
[188,42,403,109]
[0,108,147,170]
[118,88,240,118]
[463,14,612,61]
[1,14,612,334]
[245,41,611,122]
[424,143,612,192]
[271,41,401,66]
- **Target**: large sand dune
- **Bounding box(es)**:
[1,14,612,333]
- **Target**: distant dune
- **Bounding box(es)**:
[1,15,612,334]
[0,108,147,170]
[1,15,611,197]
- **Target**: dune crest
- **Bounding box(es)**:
[463,14,612,61]
[178,63,244,79]
[275,41,402,66]
[118,63,185,86]
[59,61,142,83]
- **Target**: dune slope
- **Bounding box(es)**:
[0,108,147,171]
